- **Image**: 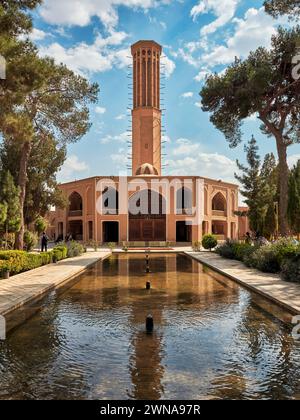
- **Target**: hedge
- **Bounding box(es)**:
[0,245,68,278]
[216,238,300,281]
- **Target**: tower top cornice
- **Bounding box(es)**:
[131,40,162,54]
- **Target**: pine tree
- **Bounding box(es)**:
[287,160,300,237]
[235,136,267,234]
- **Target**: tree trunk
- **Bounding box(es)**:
[15,141,32,250]
[276,137,289,236]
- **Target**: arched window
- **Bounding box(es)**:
[102,187,119,215]
[69,192,83,216]
[176,188,192,215]
[212,192,226,212]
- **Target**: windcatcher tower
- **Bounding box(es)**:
[131,41,162,176]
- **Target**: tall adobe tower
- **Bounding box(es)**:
[131,41,162,176]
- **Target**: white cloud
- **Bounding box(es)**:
[110,148,128,167]
[115,114,126,120]
[39,31,130,75]
[40,0,171,30]
[181,92,194,98]
[95,106,106,114]
[162,55,176,78]
[172,138,200,156]
[30,28,48,41]
[194,69,210,82]
[191,0,240,35]
[202,7,285,67]
[171,47,199,67]
[194,101,202,108]
[58,154,88,181]
[101,131,128,144]
[167,151,237,182]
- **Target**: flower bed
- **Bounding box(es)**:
[216,238,300,283]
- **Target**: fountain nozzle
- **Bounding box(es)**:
[146,315,154,333]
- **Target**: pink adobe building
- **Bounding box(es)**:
[48,41,247,245]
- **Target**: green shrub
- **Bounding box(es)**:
[67,241,84,258]
[24,231,38,252]
[40,252,53,265]
[0,250,55,276]
[108,242,116,251]
[34,216,48,235]
[0,260,11,277]
[52,245,67,263]
[245,246,280,273]
[243,239,299,273]
[202,234,217,251]
[281,254,300,283]
[216,239,237,259]
[88,240,99,251]
[192,241,201,252]
[216,240,255,261]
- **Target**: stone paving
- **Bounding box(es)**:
[186,251,300,315]
[0,251,110,318]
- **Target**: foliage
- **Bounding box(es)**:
[216,240,256,261]
[0,171,21,238]
[0,1,99,249]
[66,241,85,258]
[0,137,67,224]
[23,230,37,252]
[0,0,42,37]
[88,240,99,251]
[34,216,48,235]
[192,241,202,252]
[217,238,300,279]
[108,242,116,251]
[0,250,45,276]
[235,137,268,233]
[201,27,300,236]
[0,242,85,278]
[281,254,300,283]
[202,234,217,251]
[52,245,68,262]
[288,160,300,236]
[264,0,300,18]
[0,203,7,226]
[245,246,282,273]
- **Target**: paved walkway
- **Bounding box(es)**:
[0,251,110,318]
[186,252,300,315]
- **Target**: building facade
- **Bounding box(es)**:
[48,40,245,245]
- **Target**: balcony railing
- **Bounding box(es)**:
[68,210,83,217]
[212,210,226,217]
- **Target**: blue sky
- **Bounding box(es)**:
[28,0,300,184]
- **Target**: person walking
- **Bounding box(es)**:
[41,232,49,252]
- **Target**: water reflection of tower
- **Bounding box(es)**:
[127,254,169,400]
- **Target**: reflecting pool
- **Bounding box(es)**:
[0,253,299,400]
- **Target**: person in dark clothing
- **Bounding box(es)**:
[245,232,252,245]
[41,232,49,252]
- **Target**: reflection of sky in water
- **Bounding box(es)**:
[0,254,299,400]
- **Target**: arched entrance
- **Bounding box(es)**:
[129,190,166,241]
[68,220,83,241]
